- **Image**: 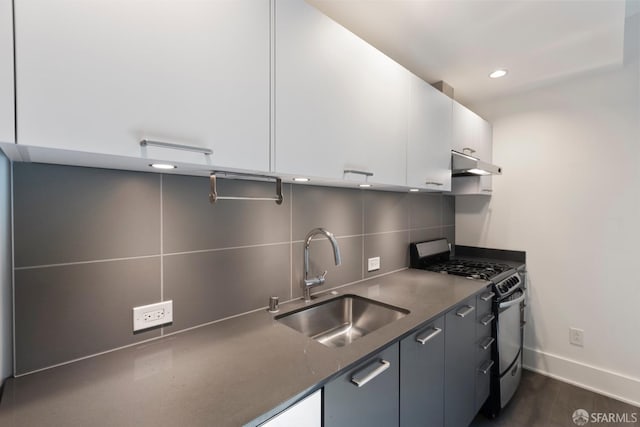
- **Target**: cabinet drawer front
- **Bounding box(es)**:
[476,290,494,319]
[475,358,493,412]
[324,343,399,427]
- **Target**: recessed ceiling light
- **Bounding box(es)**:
[149,163,177,170]
[409,188,420,192]
[293,177,310,182]
[489,69,508,79]
[359,183,372,188]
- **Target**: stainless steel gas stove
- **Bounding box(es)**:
[410,238,526,418]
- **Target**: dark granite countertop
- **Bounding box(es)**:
[0,269,490,427]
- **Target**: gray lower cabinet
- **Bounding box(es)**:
[444,296,477,427]
[400,316,445,427]
[324,343,399,427]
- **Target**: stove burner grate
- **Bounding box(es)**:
[424,259,512,281]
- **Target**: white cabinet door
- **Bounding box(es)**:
[275,0,409,186]
[407,75,452,191]
[260,390,321,427]
[451,101,493,195]
[15,0,270,171]
[0,0,14,144]
[452,101,477,155]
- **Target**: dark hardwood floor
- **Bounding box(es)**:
[471,369,640,427]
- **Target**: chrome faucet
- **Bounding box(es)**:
[303,228,342,302]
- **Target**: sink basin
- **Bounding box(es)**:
[275,295,409,348]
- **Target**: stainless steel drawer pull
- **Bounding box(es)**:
[416,327,442,345]
[351,359,390,388]
[480,292,495,302]
[455,305,475,318]
[425,181,444,186]
[480,314,495,326]
[480,337,495,350]
[479,360,494,375]
[140,139,212,155]
[482,189,493,193]
[343,169,374,177]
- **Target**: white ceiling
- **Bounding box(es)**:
[307,0,628,107]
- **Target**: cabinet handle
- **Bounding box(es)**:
[481,189,493,193]
[480,337,495,350]
[140,139,212,155]
[351,359,390,388]
[478,360,494,375]
[416,327,442,345]
[343,169,374,177]
[480,314,495,326]
[425,181,444,186]
[480,292,495,302]
[455,305,475,318]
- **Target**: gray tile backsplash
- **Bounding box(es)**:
[163,175,291,253]
[364,191,409,234]
[163,244,290,333]
[409,193,443,229]
[12,164,455,375]
[14,163,161,267]
[443,195,455,226]
[292,185,362,240]
[364,231,410,278]
[15,258,161,374]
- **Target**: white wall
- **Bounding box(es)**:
[457,11,640,406]
[0,150,11,384]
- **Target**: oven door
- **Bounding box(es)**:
[497,289,525,375]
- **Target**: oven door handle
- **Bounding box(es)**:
[498,291,526,309]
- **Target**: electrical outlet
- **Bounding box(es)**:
[569,327,584,347]
[133,301,173,332]
[367,256,381,272]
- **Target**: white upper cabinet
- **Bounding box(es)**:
[274,0,409,186]
[0,0,14,144]
[452,101,492,161]
[14,0,270,171]
[407,75,452,191]
[451,101,494,195]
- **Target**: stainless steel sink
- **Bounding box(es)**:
[275,295,409,348]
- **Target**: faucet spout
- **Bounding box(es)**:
[303,228,342,302]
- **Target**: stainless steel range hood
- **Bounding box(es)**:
[452,150,502,177]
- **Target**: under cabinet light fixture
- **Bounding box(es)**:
[293,177,310,182]
[149,163,177,170]
[489,69,508,79]
[409,188,420,192]
[359,184,372,188]
[466,168,491,175]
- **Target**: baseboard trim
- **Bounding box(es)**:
[523,346,640,408]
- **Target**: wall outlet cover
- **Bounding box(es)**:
[133,300,173,332]
[569,327,584,347]
[367,257,381,272]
